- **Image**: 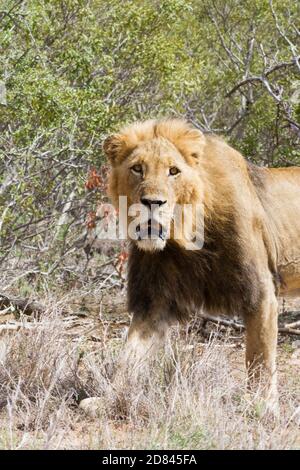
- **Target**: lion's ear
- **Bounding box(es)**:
[176,128,205,164]
[103,134,127,166]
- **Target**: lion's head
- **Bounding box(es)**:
[103,119,207,252]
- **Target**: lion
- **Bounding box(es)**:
[81,118,300,416]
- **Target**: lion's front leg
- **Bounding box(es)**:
[102,314,171,418]
[114,314,170,383]
[79,313,171,418]
[244,280,279,417]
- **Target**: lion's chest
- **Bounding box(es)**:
[128,243,263,320]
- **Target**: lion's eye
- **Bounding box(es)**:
[131,164,143,175]
[169,166,180,176]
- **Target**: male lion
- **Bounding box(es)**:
[82,118,300,416]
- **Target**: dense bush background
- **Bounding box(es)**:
[0,0,299,282]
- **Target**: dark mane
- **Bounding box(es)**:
[128,211,264,324]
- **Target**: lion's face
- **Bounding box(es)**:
[117,138,196,251]
[103,119,205,251]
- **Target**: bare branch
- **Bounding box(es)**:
[269,0,300,72]
[226,58,299,98]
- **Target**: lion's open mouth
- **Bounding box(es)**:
[136,219,166,241]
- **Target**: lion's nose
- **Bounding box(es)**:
[141,197,167,208]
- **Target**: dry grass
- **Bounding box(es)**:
[0,296,299,450]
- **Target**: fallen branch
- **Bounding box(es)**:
[0,306,12,315]
[284,320,300,329]
[201,313,244,331]
[0,293,69,317]
[0,322,34,331]
[277,326,300,336]
[0,293,45,316]
[201,313,300,336]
